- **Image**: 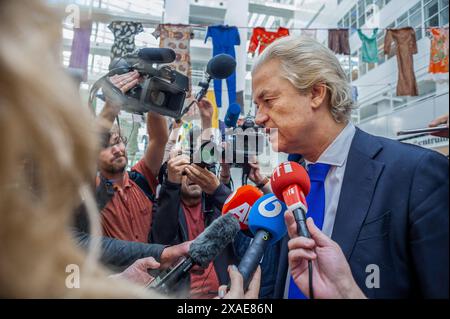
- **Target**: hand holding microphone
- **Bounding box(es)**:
[285,215,366,299]
[148,213,240,295]
[272,161,366,299]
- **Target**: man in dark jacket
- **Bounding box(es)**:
[151,98,239,298]
[151,152,237,298]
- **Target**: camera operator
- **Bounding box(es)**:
[150,98,238,299]
[71,71,197,271]
[95,71,169,243]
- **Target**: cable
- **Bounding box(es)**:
[308,261,314,299]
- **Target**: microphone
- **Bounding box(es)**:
[206,54,237,80]
[177,54,236,119]
[222,185,263,233]
[236,193,287,290]
[270,161,311,238]
[109,48,176,75]
[271,161,316,299]
[150,213,240,295]
[224,103,241,128]
[135,48,176,64]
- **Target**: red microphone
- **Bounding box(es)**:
[222,185,263,231]
[270,161,311,238]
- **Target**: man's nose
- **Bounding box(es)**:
[255,108,269,127]
[111,144,122,154]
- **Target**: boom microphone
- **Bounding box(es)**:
[222,185,263,233]
[150,213,240,294]
[236,194,287,290]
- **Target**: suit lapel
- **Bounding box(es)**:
[331,128,384,260]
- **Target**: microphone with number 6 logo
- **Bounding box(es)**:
[236,193,288,290]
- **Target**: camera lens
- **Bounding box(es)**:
[150,90,166,106]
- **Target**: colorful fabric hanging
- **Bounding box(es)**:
[384,27,419,96]
[69,19,93,82]
[328,29,350,55]
[428,27,449,74]
[108,21,144,59]
[204,25,240,108]
[248,27,290,55]
[357,28,379,63]
[153,24,194,95]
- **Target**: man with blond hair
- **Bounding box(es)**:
[251,36,448,299]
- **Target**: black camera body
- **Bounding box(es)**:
[188,116,265,169]
[89,48,189,118]
[126,67,189,118]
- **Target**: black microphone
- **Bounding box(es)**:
[136,48,176,64]
[206,54,237,80]
[150,213,240,295]
[109,48,176,75]
[177,54,236,120]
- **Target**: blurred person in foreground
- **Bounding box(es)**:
[0,0,258,299]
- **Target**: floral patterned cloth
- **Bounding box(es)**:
[428,27,449,74]
[108,21,144,59]
[248,27,290,55]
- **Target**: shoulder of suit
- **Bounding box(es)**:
[357,128,446,164]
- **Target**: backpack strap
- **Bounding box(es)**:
[128,170,156,203]
[95,175,115,211]
[95,171,156,212]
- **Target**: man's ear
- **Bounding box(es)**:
[310,83,328,110]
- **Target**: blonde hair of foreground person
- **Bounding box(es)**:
[0,1,163,298]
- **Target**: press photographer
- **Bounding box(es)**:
[150,98,239,299]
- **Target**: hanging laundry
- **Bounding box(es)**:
[108,21,144,59]
[301,29,317,40]
[248,27,290,55]
[428,27,449,74]
[384,27,419,96]
[357,28,379,64]
[328,29,350,55]
[204,25,240,108]
[69,19,93,82]
[153,24,194,95]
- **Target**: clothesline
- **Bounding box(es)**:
[150,21,449,31]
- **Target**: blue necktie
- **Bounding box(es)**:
[288,163,331,299]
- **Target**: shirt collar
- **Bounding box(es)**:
[305,122,356,168]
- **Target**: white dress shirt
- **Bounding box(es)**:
[283,122,356,298]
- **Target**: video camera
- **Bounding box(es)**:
[89,48,237,120]
[89,48,189,118]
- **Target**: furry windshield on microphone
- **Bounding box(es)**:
[189,213,240,268]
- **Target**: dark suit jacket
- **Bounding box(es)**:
[273,128,449,299]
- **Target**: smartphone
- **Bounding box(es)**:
[397,125,448,136]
